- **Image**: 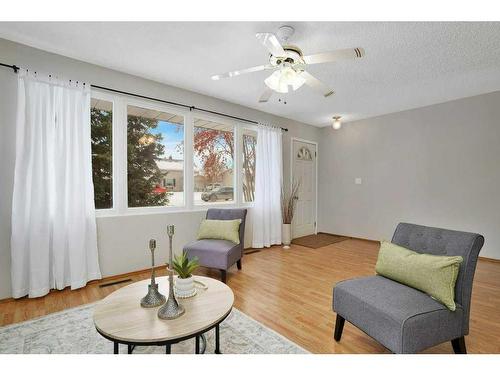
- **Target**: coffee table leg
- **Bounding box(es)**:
[193,334,207,354]
[215,324,221,354]
[114,342,119,354]
[127,344,135,354]
[200,334,207,354]
[165,344,171,354]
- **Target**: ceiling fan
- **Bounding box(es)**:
[211,25,365,103]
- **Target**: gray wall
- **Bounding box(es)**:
[318,91,500,260]
[0,38,321,299]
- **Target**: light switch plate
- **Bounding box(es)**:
[355,178,362,185]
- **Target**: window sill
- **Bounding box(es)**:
[95,203,254,218]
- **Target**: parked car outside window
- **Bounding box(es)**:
[201,186,234,202]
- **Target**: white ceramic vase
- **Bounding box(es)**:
[282,223,291,249]
[174,275,196,298]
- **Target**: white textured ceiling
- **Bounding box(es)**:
[1,22,500,127]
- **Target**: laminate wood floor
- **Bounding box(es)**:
[1,239,499,353]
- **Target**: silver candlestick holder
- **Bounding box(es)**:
[140,239,166,308]
[157,225,185,320]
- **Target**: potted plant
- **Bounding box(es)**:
[281,180,300,249]
[172,251,199,298]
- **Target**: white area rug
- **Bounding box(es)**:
[0,303,307,354]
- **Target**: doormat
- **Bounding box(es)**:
[291,233,349,249]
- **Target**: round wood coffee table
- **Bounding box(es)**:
[93,276,234,354]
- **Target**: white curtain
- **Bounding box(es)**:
[252,124,283,248]
[11,71,101,298]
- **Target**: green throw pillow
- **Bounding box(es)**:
[375,241,463,311]
[197,219,242,244]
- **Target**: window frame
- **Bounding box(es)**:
[125,97,189,214]
[92,89,255,217]
[91,90,117,216]
[192,113,238,208]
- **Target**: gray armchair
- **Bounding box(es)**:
[333,223,484,354]
[184,208,247,283]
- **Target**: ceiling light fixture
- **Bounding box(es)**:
[264,64,306,94]
[332,116,342,130]
[210,26,365,103]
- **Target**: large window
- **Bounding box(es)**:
[242,129,257,202]
[193,118,234,205]
[91,98,113,209]
[127,105,184,208]
[90,92,257,214]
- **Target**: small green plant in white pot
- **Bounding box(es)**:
[172,251,199,298]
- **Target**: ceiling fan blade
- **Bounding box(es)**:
[211,64,273,80]
[255,32,286,57]
[301,71,334,98]
[258,87,274,103]
[303,48,365,65]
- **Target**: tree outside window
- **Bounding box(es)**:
[127,105,184,207]
[193,119,234,204]
[242,129,257,202]
[91,98,113,209]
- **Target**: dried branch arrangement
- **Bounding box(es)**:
[281,180,301,224]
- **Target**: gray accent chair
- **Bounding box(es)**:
[333,223,484,354]
[184,208,247,283]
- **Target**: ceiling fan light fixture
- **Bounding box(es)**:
[265,70,288,93]
[332,116,342,130]
[284,67,306,90]
[264,66,306,94]
[211,27,364,103]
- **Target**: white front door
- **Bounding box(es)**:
[291,139,317,239]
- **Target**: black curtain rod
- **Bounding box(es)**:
[0,62,20,72]
[1,62,288,132]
